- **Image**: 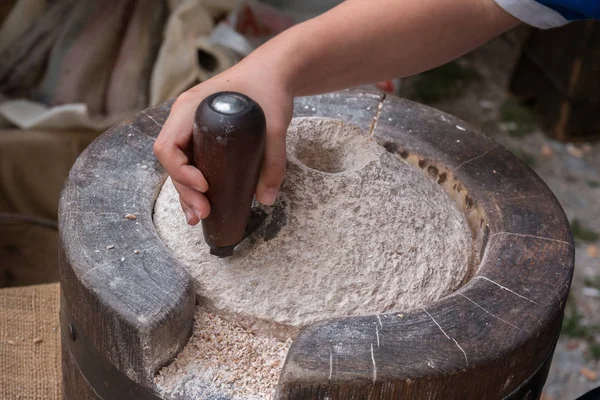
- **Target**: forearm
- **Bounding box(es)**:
[154,0,522,214]
[243,0,520,96]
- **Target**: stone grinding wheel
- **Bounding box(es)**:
[58,90,574,400]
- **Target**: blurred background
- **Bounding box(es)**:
[0,1,598,399]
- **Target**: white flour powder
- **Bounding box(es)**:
[153,117,472,398]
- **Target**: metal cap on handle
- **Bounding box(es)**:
[192,92,266,258]
[210,93,247,114]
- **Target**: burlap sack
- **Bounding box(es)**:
[0,0,77,100]
[150,0,216,105]
[149,0,238,105]
[0,1,18,28]
[0,101,129,131]
[0,283,61,400]
[105,0,167,115]
[0,0,47,55]
[34,0,135,115]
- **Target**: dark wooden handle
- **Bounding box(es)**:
[192,92,266,257]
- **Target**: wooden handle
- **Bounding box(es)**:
[192,92,266,257]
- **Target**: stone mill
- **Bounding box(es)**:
[58,89,574,399]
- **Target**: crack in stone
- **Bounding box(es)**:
[368,94,386,137]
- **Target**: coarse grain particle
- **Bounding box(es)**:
[33,337,43,344]
[154,307,292,399]
[125,214,137,220]
[106,245,115,250]
[134,249,140,254]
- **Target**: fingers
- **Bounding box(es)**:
[179,197,198,226]
[255,120,288,205]
[154,90,213,225]
[153,91,209,193]
[154,72,293,212]
[174,180,211,225]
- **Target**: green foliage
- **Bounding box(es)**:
[590,343,600,360]
[410,61,479,104]
[500,98,537,137]
[571,219,600,243]
[587,180,600,188]
[562,296,587,338]
[584,276,600,289]
[562,294,600,360]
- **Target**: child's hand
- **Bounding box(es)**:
[153,60,294,225]
[154,0,520,227]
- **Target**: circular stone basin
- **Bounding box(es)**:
[153,117,472,338]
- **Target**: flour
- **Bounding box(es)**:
[154,307,291,400]
[153,116,472,398]
[154,117,472,338]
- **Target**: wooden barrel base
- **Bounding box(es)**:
[60,291,163,399]
[59,90,574,400]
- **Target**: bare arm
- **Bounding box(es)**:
[268,0,519,95]
[154,0,520,224]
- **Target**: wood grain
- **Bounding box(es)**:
[59,101,195,390]
[60,90,573,400]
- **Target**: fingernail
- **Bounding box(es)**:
[184,209,194,225]
[193,185,207,193]
[193,208,203,220]
[261,189,278,206]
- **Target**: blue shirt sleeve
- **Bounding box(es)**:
[494,0,599,29]
[537,0,600,21]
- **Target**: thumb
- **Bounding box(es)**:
[255,122,288,206]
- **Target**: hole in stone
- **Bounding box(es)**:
[287,117,376,174]
[293,142,345,173]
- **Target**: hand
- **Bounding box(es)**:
[153,59,294,225]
